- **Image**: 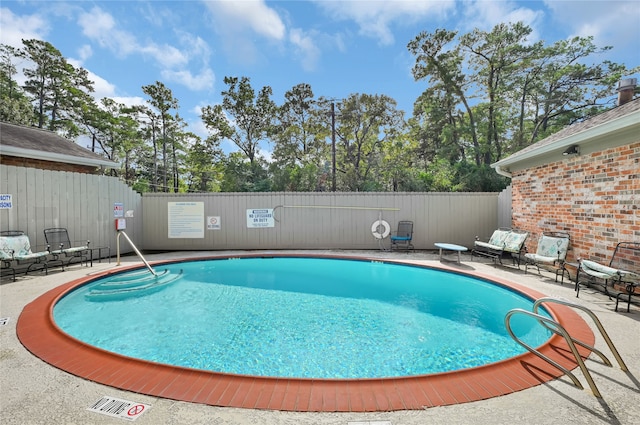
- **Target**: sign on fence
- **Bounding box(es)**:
[0,194,12,209]
[168,202,204,238]
[246,209,274,228]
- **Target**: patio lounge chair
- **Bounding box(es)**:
[44,228,91,267]
[576,242,640,312]
[0,231,50,281]
[524,231,570,277]
[390,221,414,251]
[472,228,529,267]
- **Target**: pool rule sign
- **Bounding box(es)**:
[246,209,274,228]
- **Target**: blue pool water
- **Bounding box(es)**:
[53,257,551,379]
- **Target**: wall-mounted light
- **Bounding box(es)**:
[562,145,579,156]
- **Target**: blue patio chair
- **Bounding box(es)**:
[390,221,414,251]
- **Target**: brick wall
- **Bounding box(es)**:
[511,142,640,263]
[0,155,99,174]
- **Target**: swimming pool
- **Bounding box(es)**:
[53,256,550,379]
[17,253,595,411]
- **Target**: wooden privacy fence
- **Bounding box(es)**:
[142,192,501,251]
[1,163,509,255]
[0,164,142,256]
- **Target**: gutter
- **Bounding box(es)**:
[493,165,512,178]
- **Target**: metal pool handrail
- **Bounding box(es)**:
[116,231,157,276]
[505,297,630,399]
[505,308,601,397]
[532,297,628,372]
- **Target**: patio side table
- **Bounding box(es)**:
[434,243,468,264]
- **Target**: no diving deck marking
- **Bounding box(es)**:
[88,396,150,421]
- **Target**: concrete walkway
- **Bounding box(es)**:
[1,250,639,425]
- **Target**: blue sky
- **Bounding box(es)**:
[2,1,639,156]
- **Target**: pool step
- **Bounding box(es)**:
[86,269,183,301]
[102,268,162,283]
[94,270,171,289]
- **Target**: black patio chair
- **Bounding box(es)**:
[44,228,91,267]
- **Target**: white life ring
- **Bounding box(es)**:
[371,220,391,239]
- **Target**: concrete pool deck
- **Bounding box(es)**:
[1,250,639,424]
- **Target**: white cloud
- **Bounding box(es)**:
[461,0,544,41]
[77,6,188,67]
[77,44,93,62]
[289,28,321,72]
[76,6,219,92]
[0,8,49,47]
[202,0,286,65]
[204,0,286,40]
[111,96,147,109]
[313,0,455,45]
[68,57,117,99]
[544,0,640,58]
[161,68,215,91]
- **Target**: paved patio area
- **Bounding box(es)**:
[1,250,639,424]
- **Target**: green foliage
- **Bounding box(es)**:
[0,44,35,125]
[3,30,635,194]
[408,22,636,173]
[184,134,223,192]
[202,76,276,165]
[220,152,271,192]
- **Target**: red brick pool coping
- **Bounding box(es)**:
[17,255,595,412]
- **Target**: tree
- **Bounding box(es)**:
[19,39,94,136]
[184,132,224,192]
[521,37,633,143]
[220,152,271,192]
[201,76,276,191]
[270,83,330,191]
[459,22,534,163]
[408,29,481,165]
[0,44,34,125]
[202,76,276,164]
[331,94,405,191]
[142,82,179,192]
[408,21,635,182]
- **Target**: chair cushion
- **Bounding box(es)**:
[474,241,503,251]
[524,253,558,265]
[64,246,88,253]
[14,251,48,261]
[0,235,33,258]
[536,235,569,260]
[503,232,528,253]
[0,238,12,260]
[488,229,510,246]
[391,236,411,241]
[580,260,620,279]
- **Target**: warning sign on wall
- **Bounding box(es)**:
[246,209,274,228]
[207,216,221,230]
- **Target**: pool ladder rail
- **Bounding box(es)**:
[116,230,156,276]
[505,297,629,398]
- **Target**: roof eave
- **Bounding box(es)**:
[491,109,640,175]
[0,145,119,168]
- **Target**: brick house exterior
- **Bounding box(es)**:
[492,97,640,265]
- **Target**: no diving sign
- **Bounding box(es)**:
[88,396,150,421]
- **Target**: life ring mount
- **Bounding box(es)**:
[371,220,391,239]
